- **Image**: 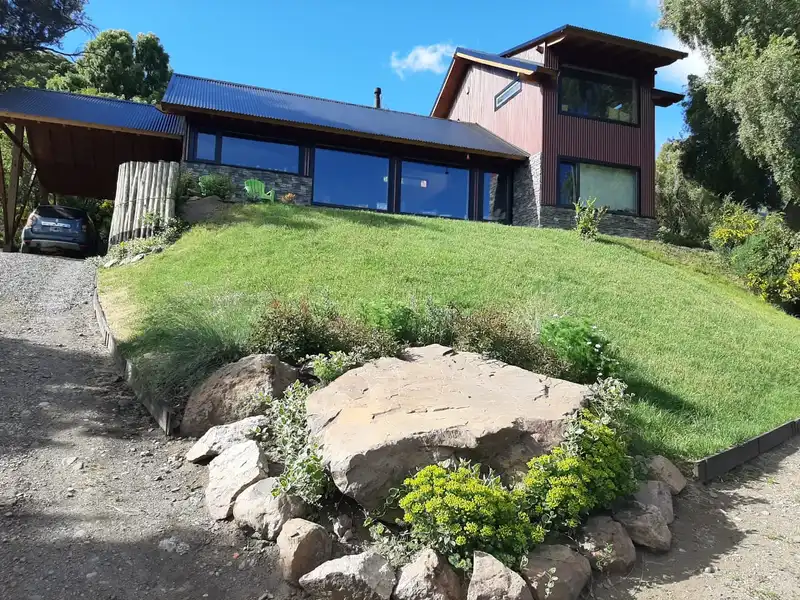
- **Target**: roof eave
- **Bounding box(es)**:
[652,88,685,107]
[0,109,184,139]
[159,101,528,161]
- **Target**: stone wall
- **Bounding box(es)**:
[183,162,313,205]
[512,153,541,227]
[540,206,659,239]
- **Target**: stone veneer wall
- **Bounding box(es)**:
[539,206,659,239]
[511,152,541,227]
[183,161,313,205]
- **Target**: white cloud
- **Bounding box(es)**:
[655,30,710,88]
[390,43,456,79]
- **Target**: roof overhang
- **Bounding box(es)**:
[502,25,688,71]
[652,88,685,107]
[160,101,527,161]
[0,108,183,139]
[431,48,555,118]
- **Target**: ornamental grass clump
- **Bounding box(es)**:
[398,462,545,571]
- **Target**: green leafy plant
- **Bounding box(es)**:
[105,216,188,262]
[308,351,360,384]
[176,170,199,203]
[251,381,330,505]
[198,173,235,200]
[574,197,608,240]
[730,214,799,304]
[398,461,545,571]
[540,316,618,383]
[709,201,760,252]
[521,412,635,531]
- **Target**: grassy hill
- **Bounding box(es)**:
[99,203,800,460]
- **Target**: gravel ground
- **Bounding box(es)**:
[2,253,798,600]
[0,253,295,600]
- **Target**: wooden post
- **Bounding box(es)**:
[4,124,24,251]
[166,161,178,221]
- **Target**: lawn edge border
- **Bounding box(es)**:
[92,286,175,434]
[693,419,800,481]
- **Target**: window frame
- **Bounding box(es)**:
[477,170,511,223]
[556,156,641,216]
[311,145,393,212]
[494,78,522,111]
[188,128,305,176]
[396,159,473,221]
[557,66,640,128]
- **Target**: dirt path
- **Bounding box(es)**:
[0,254,292,600]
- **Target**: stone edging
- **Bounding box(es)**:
[693,419,800,481]
[92,287,175,434]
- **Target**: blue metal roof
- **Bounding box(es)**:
[455,47,546,73]
[0,87,185,137]
[161,73,527,159]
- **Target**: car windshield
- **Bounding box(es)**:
[35,206,86,220]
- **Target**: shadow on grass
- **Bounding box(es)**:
[209,202,446,232]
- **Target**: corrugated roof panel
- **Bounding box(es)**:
[161,73,527,159]
[455,47,545,73]
[0,87,185,137]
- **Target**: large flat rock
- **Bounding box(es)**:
[307,345,588,509]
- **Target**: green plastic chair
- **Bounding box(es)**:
[244,179,274,202]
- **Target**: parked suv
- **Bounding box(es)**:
[20,205,97,257]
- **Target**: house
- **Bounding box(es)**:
[0,25,685,238]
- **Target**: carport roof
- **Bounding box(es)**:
[0,87,185,138]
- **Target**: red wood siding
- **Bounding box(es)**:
[448,64,543,155]
[540,77,656,217]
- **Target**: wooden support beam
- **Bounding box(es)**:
[3,124,24,250]
[1,123,36,165]
[13,167,38,233]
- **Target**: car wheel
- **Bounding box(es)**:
[19,245,35,254]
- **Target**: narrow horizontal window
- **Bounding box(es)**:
[399,162,469,219]
[220,136,299,173]
[495,79,522,111]
[559,67,638,125]
[313,149,390,210]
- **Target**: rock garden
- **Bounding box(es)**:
[172,297,691,600]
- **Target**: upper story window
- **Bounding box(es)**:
[495,79,522,111]
[191,130,301,174]
[559,67,638,125]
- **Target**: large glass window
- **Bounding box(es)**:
[482,172,509,222]
[559,68,638,124]
[195,132,216,161]
[220,136,299,173]
[313,149,390,210]
[400,162,469,219]
[558,160,638,213]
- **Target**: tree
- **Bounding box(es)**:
[0,0,91,61]
[47,29,172,102]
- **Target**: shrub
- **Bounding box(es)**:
[574,198,608,240]
[784,258,800,304]
[361,300,420,344]
[521,412,635,530]
[540,316,617,383]
[730,214,798,304]
[309,351,360,384]
[248,299,401,365]
[398,462,545,571]
[176,170,199,203]
[709,202,760,252]
[198,173,235,200]
[454,308,563,375]
[250,381,330,505]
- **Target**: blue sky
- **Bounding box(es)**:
[62,0,707,150]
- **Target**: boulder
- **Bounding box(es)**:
[394,549,462,600]
[180,354,297,437]
[468,551,533,600]
[205,440,268,520]
[185,415,269,463]
[521,545,590,600]
[633,480,674,524]
[299,550,396,600]
[613,502,671,552]
[179,195,226,224]
[579,516,636,574]
[307,346,588,509]
[277,518,332,583]
[648,456,687,495]
[232,477,307,540]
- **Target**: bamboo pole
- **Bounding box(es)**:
[165,161,178,221]
[132,162,146,239]
[110,163,124,244]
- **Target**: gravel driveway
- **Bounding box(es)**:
[0,253,293,600]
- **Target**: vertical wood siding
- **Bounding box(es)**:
[448,64,543,155]
[540,73,657,217]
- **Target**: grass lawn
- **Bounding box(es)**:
[99,203,800,460]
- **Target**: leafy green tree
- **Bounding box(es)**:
[47,30,172,102]
[0,0,91,63]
